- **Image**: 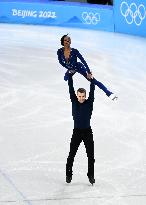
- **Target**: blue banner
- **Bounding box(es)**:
[114,0,146,37]
[0,2,114,31]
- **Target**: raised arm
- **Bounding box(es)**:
[68,74,77,102]
[75,49,91,74]
[88,78,95,102]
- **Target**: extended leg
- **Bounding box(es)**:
[92,77,112,96]
[77,63,112,96]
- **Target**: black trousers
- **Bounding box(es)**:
[66,127,95,178]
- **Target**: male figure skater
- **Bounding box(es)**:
[66,72,95,185]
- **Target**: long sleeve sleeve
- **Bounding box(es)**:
[76,49,91,74]
[68,75,77,102]
[88,79,95,102]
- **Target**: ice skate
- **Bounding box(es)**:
[66,176,72,183]
[109,93,118,101]
[88,176,95,185]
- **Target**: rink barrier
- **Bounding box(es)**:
[0,0,145,37]
[114,0,146,37]
[0,1,114,32]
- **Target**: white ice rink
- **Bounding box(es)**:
[0,23,146,205]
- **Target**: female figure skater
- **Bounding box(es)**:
[57,34,117,100]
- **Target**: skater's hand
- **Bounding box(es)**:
[87,73,93,80]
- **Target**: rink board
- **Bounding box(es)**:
[114,0,146,37]
[0,1,114,31]
[0,0,146,37]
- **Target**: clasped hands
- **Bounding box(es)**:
[87,72,93,80]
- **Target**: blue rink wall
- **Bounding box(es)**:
[0,0,146,37]
[114,0,146,37]
[0,1,114,31]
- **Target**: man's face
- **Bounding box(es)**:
[77,92,86,103]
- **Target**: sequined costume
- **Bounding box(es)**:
[57,47,112,96]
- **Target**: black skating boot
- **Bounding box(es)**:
[88,176,95,185]
[66,175,72,183]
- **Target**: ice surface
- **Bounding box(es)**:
[0,23,146,205]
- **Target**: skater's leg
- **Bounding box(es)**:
[66,128,82,177]
[82,128,95,179]
[77,63,112,96]
[92,77,112,97]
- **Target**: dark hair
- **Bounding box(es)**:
[77,88,86,96]
[60,34,69,46]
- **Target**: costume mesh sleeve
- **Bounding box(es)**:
[76,49,91,73]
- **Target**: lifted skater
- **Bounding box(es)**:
[66,72,95,185]
[57,34,118,100]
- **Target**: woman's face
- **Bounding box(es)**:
[63,36,71,47]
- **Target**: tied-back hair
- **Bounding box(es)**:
[77,88,86,96]
[60,34,69,46]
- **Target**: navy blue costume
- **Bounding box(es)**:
[57,47,112,97]
[66,75,95,179]
[68,74,95,129]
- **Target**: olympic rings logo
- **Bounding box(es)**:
[82,12,100,25]
[120,2,146,26]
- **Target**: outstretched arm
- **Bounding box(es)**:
[75,49,91,74]
[68,74,77,102]
[88,77,95,102]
